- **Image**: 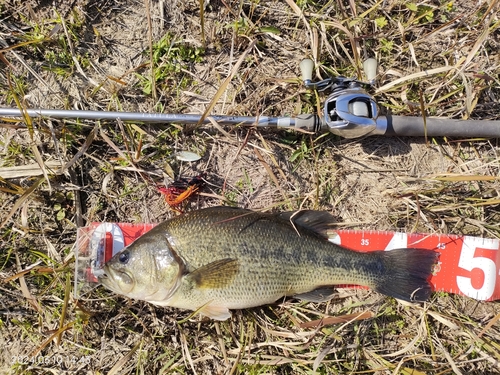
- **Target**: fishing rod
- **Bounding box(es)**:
[1,59,499,139]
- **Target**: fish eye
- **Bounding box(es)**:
[118,251,130,264]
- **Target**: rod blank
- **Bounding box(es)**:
[0,107,265,125]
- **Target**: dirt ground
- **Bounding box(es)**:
[0,0,499,374]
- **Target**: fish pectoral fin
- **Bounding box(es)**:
[198,303,232,321]
[294,287,337,303]
[188,258,239,289]
[278,211,337,240]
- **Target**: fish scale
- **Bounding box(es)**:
[164,209,379,296]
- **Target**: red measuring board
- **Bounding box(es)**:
[75,223,500,301]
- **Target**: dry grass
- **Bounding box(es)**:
[1,0,499,373]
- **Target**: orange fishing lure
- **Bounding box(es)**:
[158,175,205,212]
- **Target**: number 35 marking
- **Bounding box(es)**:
[456,237,499,300]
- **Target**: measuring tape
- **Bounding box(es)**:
[74,223,500,301]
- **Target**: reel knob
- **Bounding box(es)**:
[299,59,314,86]
[363,58,378,83]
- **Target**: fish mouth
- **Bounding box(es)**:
[97,267,134,294]
[97,267,113,288]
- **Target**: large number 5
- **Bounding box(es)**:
[456,237,498,300]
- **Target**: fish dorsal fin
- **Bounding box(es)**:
[188,258,239,289]
[278,210,337,239]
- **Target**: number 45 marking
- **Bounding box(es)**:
[456,237,499,300]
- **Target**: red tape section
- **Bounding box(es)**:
[332,230,500,301]
[76,223,500,301]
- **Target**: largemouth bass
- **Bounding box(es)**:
[98,206,438,320]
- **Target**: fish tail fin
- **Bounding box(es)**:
[374,248,438,302]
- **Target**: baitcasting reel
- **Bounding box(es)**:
[299,58,382,138]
